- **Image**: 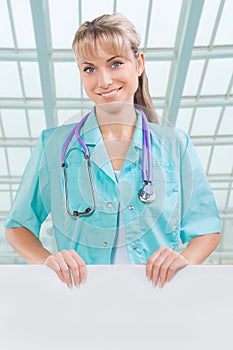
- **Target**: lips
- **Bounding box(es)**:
[98,87,122,97]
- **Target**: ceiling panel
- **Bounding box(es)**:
[11,0,36,48]
[201,58,233,95]
[0,62,23,97]
[0,0,14,48]
[1,110,28,137]
[49,0,79,48]
[194,0,220,46]
[190,107,221,136]
[148,0,182,48]
[214,0,233,45]
[54,62,81,98]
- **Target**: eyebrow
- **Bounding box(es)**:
[81,56,123,65]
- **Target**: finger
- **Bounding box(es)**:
[55,252,73,288]
[62,250,82,287]
[70,250,87,284]
[44,255,66,284]
[166,256,188,284]
[151,249,171,287]
[159,253,178,288]
[146,247,164,281]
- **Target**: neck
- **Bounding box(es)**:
[95,103,137,139]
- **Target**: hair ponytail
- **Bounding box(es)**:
[134,70,158,123]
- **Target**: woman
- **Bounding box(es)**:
[5,13,221,289]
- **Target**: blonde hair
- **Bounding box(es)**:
[72,13,158,123]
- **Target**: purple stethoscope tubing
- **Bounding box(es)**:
[61,109,155,217]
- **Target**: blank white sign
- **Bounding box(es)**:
[0,265,232,350]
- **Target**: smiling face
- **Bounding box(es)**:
[77,41,144,106]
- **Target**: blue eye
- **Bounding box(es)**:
[112,61,122,68]
[84,67,95,73]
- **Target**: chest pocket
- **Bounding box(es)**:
[143,164,180,232]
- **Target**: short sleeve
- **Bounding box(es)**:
[4,131,50,238]
[177,130,221,243]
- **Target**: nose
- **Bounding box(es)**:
[98,69,113,89]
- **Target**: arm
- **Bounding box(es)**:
[146,232,220,288]
[5,227,87,288]
[180,232,220,264]
[5,227,51,264]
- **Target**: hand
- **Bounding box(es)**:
[146,247,188,288]
[44,249,87,289]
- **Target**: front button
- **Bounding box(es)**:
[129,205,134,210]
[173,188,178,192]
[107,202,112,207]
[133,245,138,250]
[102,241,108,247]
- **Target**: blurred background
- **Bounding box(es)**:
[0,0,232,264]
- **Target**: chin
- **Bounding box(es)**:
[96,101,134,114]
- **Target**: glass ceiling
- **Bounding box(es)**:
[0,0,233,263]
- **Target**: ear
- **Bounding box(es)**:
[137,52,145,76]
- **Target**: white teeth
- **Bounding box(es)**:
[101,89,119,97]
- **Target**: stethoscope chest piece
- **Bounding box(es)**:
[138,182,155,203]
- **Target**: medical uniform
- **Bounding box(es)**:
[5,109,221,264]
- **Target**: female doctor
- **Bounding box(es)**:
[5,13,221,289]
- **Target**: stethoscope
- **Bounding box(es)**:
[61,109,155,218]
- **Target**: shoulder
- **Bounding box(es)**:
[40,123,76,148]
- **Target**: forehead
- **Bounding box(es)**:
[76,37,133,62]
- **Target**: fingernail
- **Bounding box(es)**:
[146,275,151,281]
[81,278,86,285]
[75,283,80,288]
[159,281,164,288]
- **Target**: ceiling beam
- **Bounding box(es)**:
[163,0,205,125]
[30,0,57,128]
[1,46,233,62]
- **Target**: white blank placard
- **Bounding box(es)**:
[0,265,232,350]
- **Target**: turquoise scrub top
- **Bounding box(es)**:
[5,109,221,264]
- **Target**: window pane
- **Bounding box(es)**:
[0,149,8,176]
[201,59,233,95]
[21,62,42,98]
[214,0,233,45]
[82,0,113,23]
[146,61,171,98]
[176,108,193,132]
[54,63,81,98]
[0,62,22,98]
[1,110,28,137]
[209,145,233,174]
[194,146,211,172]
[49,0,79,48]
[148,0,182,48]
[191,108,221,136]
[218,107,233,135]
[28,110,46,138]
[11,0,35,48]
[117,0,149,46]
[8,148,31,176]
[194,0,220,46]
[0,191,11,211]
[183,60,205,96]
[0,0,14,48]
